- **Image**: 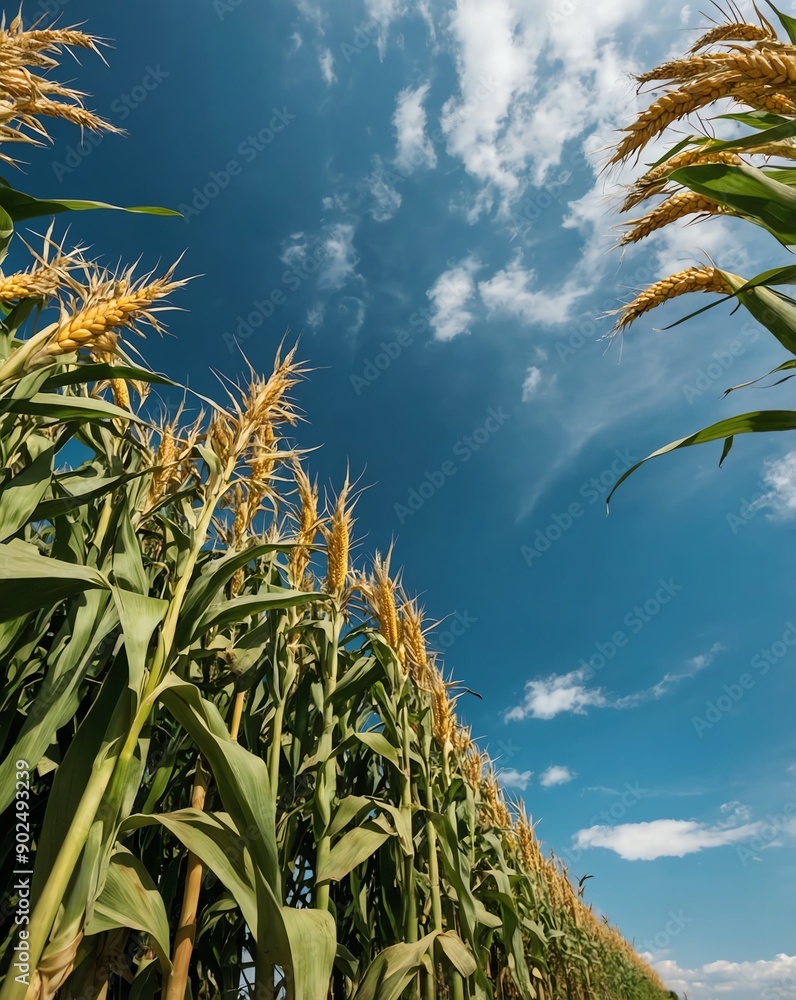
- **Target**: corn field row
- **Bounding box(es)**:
[0,11,679,1000]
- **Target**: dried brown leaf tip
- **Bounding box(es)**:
[610,265,734,333]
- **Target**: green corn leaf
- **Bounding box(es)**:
[181,589,320,648]
[354,935,437,1000]
[2,392,146,423]
[278,906,337,1000]
[720,272,796,356]
[177,541,299,639]
[671,162,796,245]
[723,359,796,395]
[158,678,280,890]
[700,117,796,153]
[764,1,796,42]
[0,589,117,812]
[0,180,180,221]
[86,849,172,973]
[0,437,54,541]
[112,589,167,693]
[316,823,392,884]
[607,410,796,506]
[0,204,13,267]
[0,539,109,622]
[437,931,478,977]
[121,809,259,938]
[42,363,177,391]
[33,466,153,521]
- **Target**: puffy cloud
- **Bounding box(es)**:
[649,952,796,1000]
[574,817,765,861]
[499,768,534,790]
[540,765,576,787]
[479,258,583,326]
[505,668,607,721]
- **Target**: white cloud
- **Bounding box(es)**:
[479,258,583,326]
[318,223,360,290]
[649,952,796,1000]
[521,366,543,401]
[505,668,606,721]
[574,817,765,861]
[499,768,533,791]
[753,450,796,521]
[427,257,480,341]
[394,83,437,172]
[319,47,336,86]
[540,765,576,788]
[507,642,725,720]
[439,0,648,212]
[365,156,402,221]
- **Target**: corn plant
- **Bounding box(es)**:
[0,12,673,1000]
[608,1,796,501]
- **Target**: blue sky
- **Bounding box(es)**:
[15,0,796,995]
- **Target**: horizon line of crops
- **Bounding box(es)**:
[0,11,675,1000]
